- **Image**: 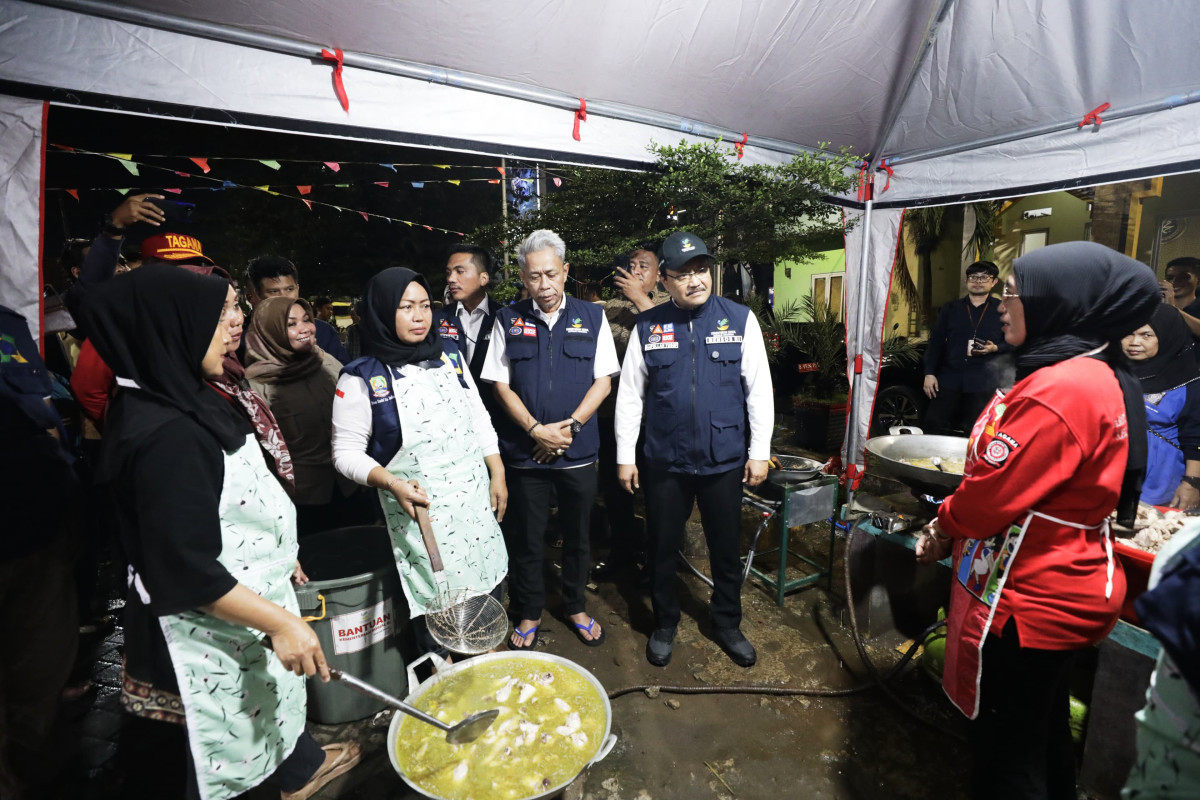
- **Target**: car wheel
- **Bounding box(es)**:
[871,384,925,436]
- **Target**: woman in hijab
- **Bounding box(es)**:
[246,297,366,535]
[915,242,1159,800]
[1122,305,1200,509]
[82,265,360,800]
[331,268,508,658]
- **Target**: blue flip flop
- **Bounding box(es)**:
[507,624,540,650]
[572,616,607,647]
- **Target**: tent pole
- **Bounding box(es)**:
[867,0,958,172]
[35,0,821,161]
[884,89,1200,168]
[845,197,875,510]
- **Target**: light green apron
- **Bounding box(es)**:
[159,434,307,800]
[378,358,507,616]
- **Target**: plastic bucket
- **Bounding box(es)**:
[295,526,411,723]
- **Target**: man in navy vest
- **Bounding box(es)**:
[615,232,773,668]
[481,230,620,650]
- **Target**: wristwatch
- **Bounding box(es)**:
[101,213,126,238]
[569,417,583,435]
[1182,475,1200,489]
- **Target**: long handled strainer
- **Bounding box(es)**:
[410,481,509,654]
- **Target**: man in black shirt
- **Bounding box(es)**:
[922,260,1011,435]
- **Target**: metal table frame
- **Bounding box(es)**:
[741,475,840,606]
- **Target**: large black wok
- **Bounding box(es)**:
[865,434,969,497]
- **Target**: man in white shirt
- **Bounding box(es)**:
[443,244,499,381]
[615,231,773,668]
[481,230,620,651]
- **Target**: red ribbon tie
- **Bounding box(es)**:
[1079,102,1111,128]
[734,132,748,160]
[321,48,350,112]
[573,98,587,141]
[878,159,894,194]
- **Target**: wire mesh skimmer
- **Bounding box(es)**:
[411,487,509,654]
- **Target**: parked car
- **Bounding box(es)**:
[870,342,928,436]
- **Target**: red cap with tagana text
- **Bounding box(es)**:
[141,232,213,265]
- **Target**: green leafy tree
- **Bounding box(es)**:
[471,141,858,283]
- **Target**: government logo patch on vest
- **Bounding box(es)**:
[566,316,590,334]
[438,319,459,339]
[369,375,390,398]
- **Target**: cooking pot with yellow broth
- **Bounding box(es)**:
[388,651,618,800]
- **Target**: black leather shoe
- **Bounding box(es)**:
[714,628,757,667]
[646,627,676,667]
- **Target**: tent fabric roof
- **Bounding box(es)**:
[16,0,1200,192]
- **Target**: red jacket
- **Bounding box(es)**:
[939,356,1127,649]
[71,338,115,426]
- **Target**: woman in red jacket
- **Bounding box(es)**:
[916,242,1159,800]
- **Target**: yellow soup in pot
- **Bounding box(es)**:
[395,658,606,800]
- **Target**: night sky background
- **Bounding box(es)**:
[43,105,562,299]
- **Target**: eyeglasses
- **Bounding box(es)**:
[966,274,994,282]
[1001,287,1020,300]
[664,268,710,284]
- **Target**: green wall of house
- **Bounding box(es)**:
[774,249,845,320]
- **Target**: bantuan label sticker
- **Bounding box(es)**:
[331,599,395,654]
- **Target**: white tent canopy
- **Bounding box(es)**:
[3,0,1200,474]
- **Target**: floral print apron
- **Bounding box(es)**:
[158,435,306,800]
[378,359,507,617]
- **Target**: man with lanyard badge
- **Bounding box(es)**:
[615,231,773,668]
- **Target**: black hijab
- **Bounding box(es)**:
[80,264,250,455]
[360,268,443,366]
[1129,304,1199,395]
[1011,241,1160,525]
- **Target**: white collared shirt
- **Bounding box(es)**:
[452,295,492,364]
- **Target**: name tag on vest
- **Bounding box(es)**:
[705,333,743,344]
[645,341,679,351]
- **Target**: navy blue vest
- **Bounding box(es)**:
[340,337,469,466]
[636,296,751,475]
[495,297,603,468]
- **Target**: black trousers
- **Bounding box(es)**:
[503,465,597,620]
[643,467,744,631]
[923,386,993,435]
[596,416,642,562]
[970,618,1080,800]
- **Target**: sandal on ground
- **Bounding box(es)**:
[281,741,362,800]
[572,617,606,647]
[507,624,540,650]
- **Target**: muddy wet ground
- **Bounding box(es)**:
[65,434,1117,799]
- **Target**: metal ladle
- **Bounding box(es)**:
[262,640,499,744]
[330,667,499,745]
[930,456,946,472]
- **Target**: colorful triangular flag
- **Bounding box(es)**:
[116,188,130,195]
[448,179,460,186]
[302,199,313,210]
[65,189,79,201]
[324,162,341,172]
[190,157,211,173]
[163,188,182,194]
[297,185,312,195]
[412,182,424,188]
[259,159,282,170]
[380,163,396,172]
[553,177,562,187]
[374,181,389,188]
[496,166,506,177]
[359,211,369,221]
[117,159,139,176]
